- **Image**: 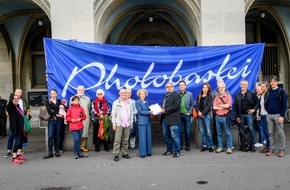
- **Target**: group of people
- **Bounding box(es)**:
[158,75,287,158]
[40,86,152,162]
[43,86,91,160]
[2,75,288,165]
[201,76,287,157]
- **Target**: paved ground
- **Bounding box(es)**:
[1,123,290,190]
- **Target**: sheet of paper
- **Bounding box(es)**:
[149,103,162,115]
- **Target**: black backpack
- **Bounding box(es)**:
[238,127,252,152]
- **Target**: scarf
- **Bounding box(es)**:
[94,97,108,115]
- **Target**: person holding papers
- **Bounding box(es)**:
[135,89,153,158]
[161,82,181,158]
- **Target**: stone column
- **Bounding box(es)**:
[50,0,94,42]
[0,33,13,99]
[200,0,245,45]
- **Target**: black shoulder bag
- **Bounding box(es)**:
[219,97,236,126]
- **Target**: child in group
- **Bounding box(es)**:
[58,99,68,153]
[59,104,67,125]
[66,96,87,159]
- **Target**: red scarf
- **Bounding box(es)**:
[94,97,108,115]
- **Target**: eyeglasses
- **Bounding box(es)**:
[166,86,173,88]
[97,93,103,95]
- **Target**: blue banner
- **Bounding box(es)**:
[44,38,264,104]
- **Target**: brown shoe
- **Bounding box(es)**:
[260,147,268,153]
[266,150,274,156]
[81,147,89,152]
[278,150,285,157]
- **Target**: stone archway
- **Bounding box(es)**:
[32,0,51,19]
[0,27,13,97]
[94,0,201,46]
[246,0,290,93]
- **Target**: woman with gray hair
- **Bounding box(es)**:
[91,89,111,152]
[135,89,153,158]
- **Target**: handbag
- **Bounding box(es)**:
[227,109,237,126]
[192,108,198,118]
[24,116,32,133]
[39,106,50,121]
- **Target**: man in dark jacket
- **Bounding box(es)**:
[264,76,287,157]
[161,82,181,158]
[0,96,8,136]
[233,80,259,152]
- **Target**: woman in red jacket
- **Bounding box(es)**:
[66,96,87,159]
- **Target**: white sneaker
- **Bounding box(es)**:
[263,140,266,145]
[254,142,263,147]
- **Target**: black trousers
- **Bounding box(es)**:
[0,117,7,136]
[212,113,218,146]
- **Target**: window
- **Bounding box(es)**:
[31,55,46,86]
[246,21,278,79]
[261,46,278,78]
[30,32,47,87]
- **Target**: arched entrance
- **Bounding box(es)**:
[246,0,290,93]
[93,0,201,146]
[94,0,201,46]
[0,0,51,93]
[0,0,51,131]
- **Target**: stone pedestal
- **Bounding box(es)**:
[194,121,240,148]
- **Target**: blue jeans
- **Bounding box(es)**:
[7,128,14,150]
[130,121,137,138]
[129,120,138,148]
[7,127,24,151]
[71,129,83,155]
[179,114,191,148]
[58,118,65,151]
[162,120,180,153]
[240,114,256,147]
[13,130,23,153]
[254,118,264,143]
[198,115,213,148]
[216,116,232,149]
[47,118,62,153]
[261,115,270,149]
